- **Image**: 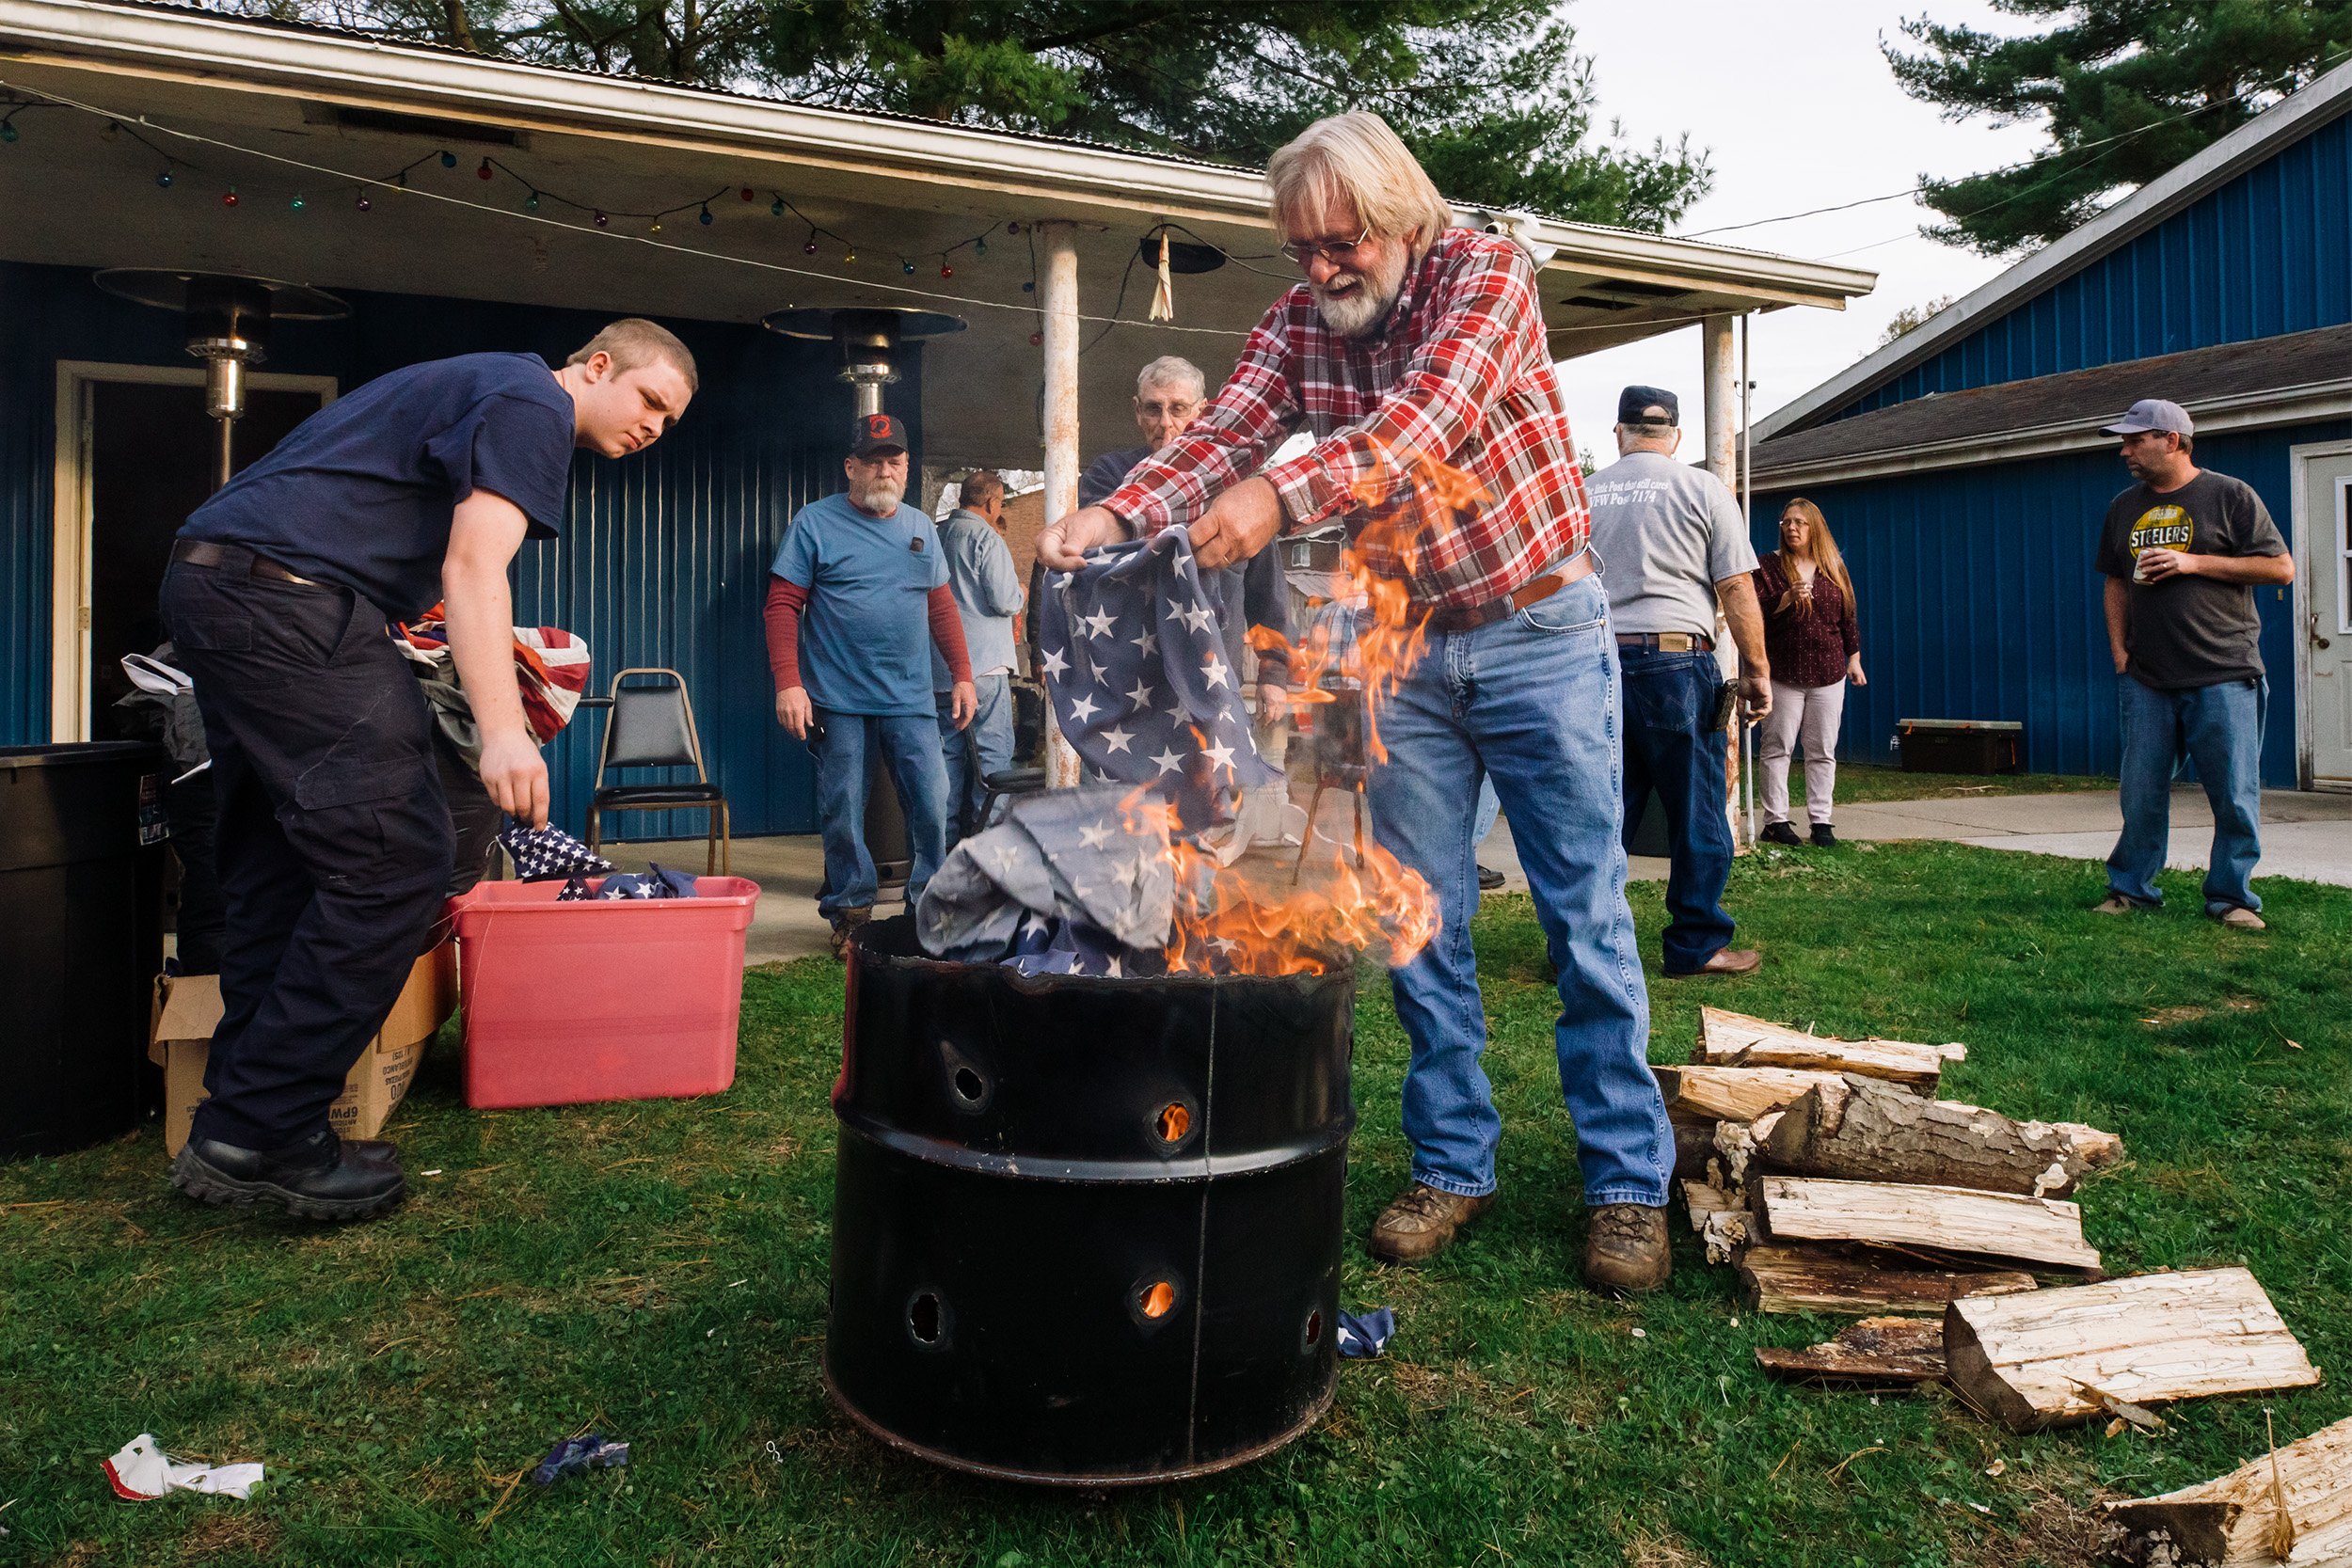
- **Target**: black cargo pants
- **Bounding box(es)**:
[160,549,453,1150]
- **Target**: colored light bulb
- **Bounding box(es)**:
[975,237,987,257]
[476,158,493,181]
[649,219,662,234]
[525,192,539,212]
[222,187,238,207]
[771,198,784,217]
[156,169,174,188]
[290,195,306,211]
[438,150,456,168]
[940,263,953,278]
[901,259,915,275]
[356,192,372,211]
[594,210,609,228]
[803,237,818,255]
[0,122,17,144]
[739,186,755,201]
[699,205,713,226]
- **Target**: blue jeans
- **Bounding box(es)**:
[1363,574,1670,1208]
[1473,777,1501,846]
[2108,673,2266,915]
[811,709,947,920]
[1618,648,1737,974]
[937,673,1013,848]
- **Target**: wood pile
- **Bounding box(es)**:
[1671,1010,2322,1436]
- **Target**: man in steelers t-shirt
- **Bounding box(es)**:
[162,319,696,1220]
[2090,399,2292,928]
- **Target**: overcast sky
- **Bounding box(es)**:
[1553,0,2051,453]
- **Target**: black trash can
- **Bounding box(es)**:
[826,915,1354,1484]
[0,742,167,1159]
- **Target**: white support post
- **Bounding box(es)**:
[1037,220,1083,787]
[1701,312,1746,848]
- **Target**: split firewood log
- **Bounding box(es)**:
[1758,1075,2107,1196]
[1655,1064,1855,1124]
[1943,1268,2321,1433]
[1752,1176,2103,1274]
[1669,1114,1717,1182]
[1756,1316,1948,1386]
[1682,1179,1741,1234]
[1695,1006,1961,1091]
[1737,1244,2037,1317]
[2104,1413,2352,1566]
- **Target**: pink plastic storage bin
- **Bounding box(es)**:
[451,876,761,1110]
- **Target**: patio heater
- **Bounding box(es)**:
[758,307,964,420]
[92,270,350,491]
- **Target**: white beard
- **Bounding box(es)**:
[1311,250,1408,340]
[851,477,905,515]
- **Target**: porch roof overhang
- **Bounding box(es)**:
[0,0,1876,467]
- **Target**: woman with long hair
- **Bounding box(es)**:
[1753,499,1865,846]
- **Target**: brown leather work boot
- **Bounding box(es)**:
[1582,1203,1672,1296]
[1369,1182,1493,1265]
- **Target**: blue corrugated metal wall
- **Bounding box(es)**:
[1839,105,2352,419]
[1756,423,2326,788]
[0,260,923,838]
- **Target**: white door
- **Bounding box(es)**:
[2299,447,2352,788]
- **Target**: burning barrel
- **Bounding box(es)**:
[825,915,1354,1484]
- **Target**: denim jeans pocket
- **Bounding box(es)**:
[1517,575,1607,635]
[1625,658,1706,731]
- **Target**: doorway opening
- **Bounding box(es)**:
[52,363,336,739]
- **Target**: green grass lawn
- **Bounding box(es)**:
[1780,762,2114,809]
[4,843,2345,1567]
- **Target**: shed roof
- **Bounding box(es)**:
[1755,53,2352,446]
[1750,320,2352,488]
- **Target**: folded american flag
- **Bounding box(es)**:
[393,604,592,747]
[1036,531,1277,831]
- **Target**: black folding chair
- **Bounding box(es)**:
[1294,680,1369,884]
[583,667,731,874]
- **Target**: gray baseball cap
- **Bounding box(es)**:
[2101,398,2193,437]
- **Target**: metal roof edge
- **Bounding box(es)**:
[0,0,1876,308]
[1752,375,2352,488]
[1753,53,2352,443]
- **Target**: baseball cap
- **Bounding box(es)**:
[2100,399,2192,438]
[1617,385,1679,426]
[850,412,909,457]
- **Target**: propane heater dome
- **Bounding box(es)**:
[92,270,349,491]
[761,307,963,418]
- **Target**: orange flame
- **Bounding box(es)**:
[1136,440,1490,975]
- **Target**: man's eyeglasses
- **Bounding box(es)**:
[1279,227,1373,267]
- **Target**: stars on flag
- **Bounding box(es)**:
[1201,656,1231,690]
[1102,725,1136,754]
[1151,745,1185,776]
[1175,601,1216,636]
[1078,819,1112,849]
[1068,692,1100,722]
[1201,737,1236,774]
[1039,645,1069,678]
[1129,626,1157,657]
[1124,678,1155,709]
[1080,608,1117,640]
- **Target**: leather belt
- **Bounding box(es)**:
[1425,552,1594,634]
[171,538,322,587]
[1616,631,1715,653]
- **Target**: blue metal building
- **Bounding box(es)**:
[1750,60,2352,792]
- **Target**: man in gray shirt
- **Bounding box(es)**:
[1586,386,1772,976]
[933,468,1025,847]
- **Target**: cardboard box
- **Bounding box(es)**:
[149,942,457,1156]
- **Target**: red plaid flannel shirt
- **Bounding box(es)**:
[1103,229,1587,613]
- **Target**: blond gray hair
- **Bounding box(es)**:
[567,317,699,394]
[1266,112,1454,258]
[1136,356,1205,398]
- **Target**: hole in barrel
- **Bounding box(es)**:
[1156,1102,1191,1143]
[1137,1280,1176,1320]
[908,1292,943,1343]
[1304,1309,1324,1348]
[952,1067,985,1103]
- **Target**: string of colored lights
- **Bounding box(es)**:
[0,80,1263,338]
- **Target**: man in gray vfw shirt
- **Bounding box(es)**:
[1585,386,1773,977]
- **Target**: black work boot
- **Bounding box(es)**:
[1758,820,1801,847]
[170,1129,406,1223]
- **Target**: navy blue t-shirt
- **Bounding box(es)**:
[180,352,576,619]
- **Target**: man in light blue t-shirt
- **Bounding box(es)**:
[930,467,1025,847]
[764,414,975,955]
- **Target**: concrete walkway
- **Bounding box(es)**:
[613,784,2349,966]
[1832,785,2352,887]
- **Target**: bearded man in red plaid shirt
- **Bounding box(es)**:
[1040,112,1672,1294]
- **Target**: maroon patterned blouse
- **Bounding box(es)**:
[1753,552,1860,689]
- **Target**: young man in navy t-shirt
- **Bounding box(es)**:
[162,318,696,1221]
[764,414,975,956]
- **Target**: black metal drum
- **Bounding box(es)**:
[826,915,1354,1484]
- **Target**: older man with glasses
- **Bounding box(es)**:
[1039,112,1673,1296]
